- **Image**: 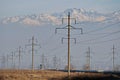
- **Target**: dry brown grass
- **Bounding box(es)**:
[0,69,119,80]
[0,69,67,80]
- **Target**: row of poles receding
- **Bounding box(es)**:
[0,12,118,78]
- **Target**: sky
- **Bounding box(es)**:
[0,0,120,70]
[0,0,120,18]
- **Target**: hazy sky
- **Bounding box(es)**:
[0,0,120,18]
[0,0,120,70]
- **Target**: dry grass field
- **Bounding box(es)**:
[0,69,120,80]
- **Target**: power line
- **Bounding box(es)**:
[67,21,120,36]
[42,33,56,46]
[83,22,120,34]
[84,37,120,45]
[77,30,120,44]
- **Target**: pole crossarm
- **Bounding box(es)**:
[9,52,15,59]
[55,25,83,34]
[25,41,41,48]
[61,37,76,44]
[15,46,25,57]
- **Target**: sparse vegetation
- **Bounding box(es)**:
[0,69,120,80]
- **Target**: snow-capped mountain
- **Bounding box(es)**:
[1,8,120,26]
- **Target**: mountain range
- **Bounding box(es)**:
[1,8,120,26]
[0,8,120,70]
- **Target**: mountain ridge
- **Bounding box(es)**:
[1,8,120,26]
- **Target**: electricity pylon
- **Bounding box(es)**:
[112,45,115,71]
[0,55,6,69]
[86,47,91,70]
[41,54,45,70]
[26,36,41,71]
[53,55,58,70]
[15,46,24,69]
[55,12,83,77]
[9,52,15,69]
[6,54,9,69]
[6,54,13,69]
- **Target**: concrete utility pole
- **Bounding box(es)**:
[53,55,57,70]
[68,12,71,76]
[6,54,9,69]
[45,57,49,69]
[15,46,24,69]
[112,45,115,71]
[55,12,83,77]
[86,47,90,70]
[32,37,34,71]
[6,54,13,69]
[41,54,45,70]
[1,55,6,69]
[0,56,2,68]
[26,36,41,71]
[18,46,21,69]
[10,52,15,69]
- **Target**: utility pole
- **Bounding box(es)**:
[86,47,90,70]
[68,12,71,77]
[32,37,34,71]
[41,54,45,70]
[15,46,24,69]
[53,55,57,70]
[112,45,115,71]
[0,56,2,68]
[6,54,9,69]
[1,55,6,69]
[10,52,15,69]
[6,54,13,69]
[18,46,21,69]
[45,56,49,69]
[26,36,41,71]
[55,12,83,77]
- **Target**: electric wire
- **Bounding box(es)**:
[42,33,56,45]
[77,36,120,45]
[55,21,120,36]
[77,30,120,43]
[83,22,120,34]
